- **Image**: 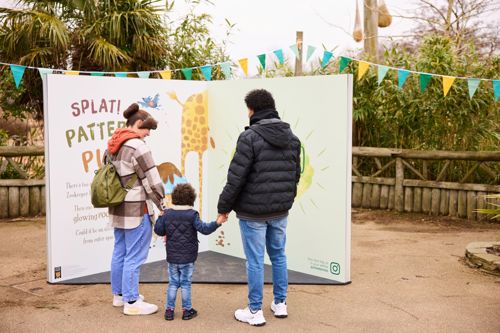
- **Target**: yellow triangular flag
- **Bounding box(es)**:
[159,70,171,80]
[357,61,369,81]
[442,76,456,96]
[238,58,248,76]
[65,71,79,75]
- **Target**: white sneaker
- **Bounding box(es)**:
[113,294,144,307]
[234,307,266,326]
[123,299,158,315]
[271,301,288,318]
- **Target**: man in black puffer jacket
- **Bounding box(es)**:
[217,89,301,327]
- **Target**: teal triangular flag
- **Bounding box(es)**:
[115,72,127,77]
[339,56,351,73]
[220,62,231,79]
[321,51,333,68]
[91,72,105,76]
[493,80,500,101]
[38,68,53,79]
[289,44,299,58]
[181,68,192,80]
[306,45,316,62]
[200,65,212,81]
[377,65,390,85]
[257,54,266,70]
[398,70,410,89]
[467,79,480,99]
[273,49,284,65]
[10,64,26,88]
[137,71,150,79]
[420,74,432,92]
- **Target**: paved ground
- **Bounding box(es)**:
[1,210,499,333]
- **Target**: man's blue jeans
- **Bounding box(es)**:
[239,217,288,312]
[166,262,195,310]
[111,214,152,302]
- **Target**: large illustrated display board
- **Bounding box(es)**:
[44,74,352,284]
[207,76,352,284]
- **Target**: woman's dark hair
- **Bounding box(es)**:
[244,89,275,112]
[123,103,158,130]
[171,183,197,206]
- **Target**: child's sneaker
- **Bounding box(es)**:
[123,299,158,315]
[271,301,288,318]
[182,308,198,320]
[234,307,266,326]
[112,294,144,307]
[164,308,174,321]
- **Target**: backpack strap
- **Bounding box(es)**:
[105,149,138,190]
[124,174,138,190]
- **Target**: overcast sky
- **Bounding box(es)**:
[1,0,497,75]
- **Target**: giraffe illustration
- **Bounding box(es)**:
[166,90,215,216]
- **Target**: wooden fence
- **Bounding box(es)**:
[352,147,500,220]
[0,146,45,218]
[1,146,499,220]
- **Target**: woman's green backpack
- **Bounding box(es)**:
[90,155,137,208]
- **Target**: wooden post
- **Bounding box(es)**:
[363,0,379,61]
[395,157,404,212]
[295,31,303,76]
[0,187,8,218]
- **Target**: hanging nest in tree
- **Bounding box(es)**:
[353,0,363,42]
[378,0,392,28]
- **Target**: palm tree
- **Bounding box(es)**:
[0,0,230,119]
[0,0,168,70]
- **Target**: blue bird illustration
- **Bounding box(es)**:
[138,93,160,109]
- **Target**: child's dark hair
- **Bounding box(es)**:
[244,89,275,112]
[171,183,197,206]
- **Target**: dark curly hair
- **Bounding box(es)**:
[244,89,275,112]
[171,183,197,206]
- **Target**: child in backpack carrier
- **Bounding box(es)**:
[154,183,227,321]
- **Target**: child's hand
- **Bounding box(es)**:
[216,213,228,225]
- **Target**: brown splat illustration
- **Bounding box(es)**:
[167,90,215,215]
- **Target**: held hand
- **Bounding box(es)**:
[216,213,229,225]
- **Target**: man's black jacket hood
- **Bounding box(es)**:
[250,119,292,149]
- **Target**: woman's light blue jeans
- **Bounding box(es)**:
[111,214,152,302]
[239,217,288,312]
[166,262,195,310]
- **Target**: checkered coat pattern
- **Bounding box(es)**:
[107,138,165,229]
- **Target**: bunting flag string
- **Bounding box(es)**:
[493,80,500,101]
[377,65,389,85]
[238,58,248,76]
[159,70,171,80]
[220,62,232,79]
[257,54,266,70]
[398,70,410,89]
[200,65,212,81]
[467,79,480,99]
[10,64,26,88]
[181,68,192,80]
[339,56,351,73]
[306,45,316,62]
[321,51,333,68]
[1,45,498,102]
[289,44,300,59]
[420,74,432,93]
[357,61,370,81]
[273,49,284,65]
[442,76,456,96]
[137,71,151,79]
